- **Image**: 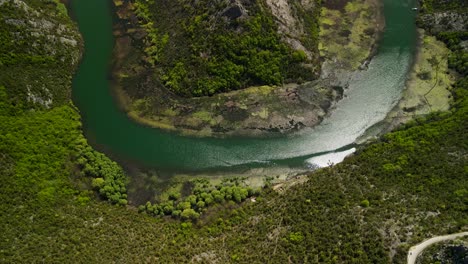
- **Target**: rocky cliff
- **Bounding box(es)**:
[0,0,82,109]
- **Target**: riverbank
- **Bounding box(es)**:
[126,165,308,205]
[283,26,455,192]
[110,0,385,138]
[320,0,385,75]
[376,28,453,134]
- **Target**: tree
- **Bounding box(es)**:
[180,209,200,221]
[91,178,105,189]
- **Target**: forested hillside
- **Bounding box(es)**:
[0,0,466,263]
[122,0,321,97]
[0,2,130,260]
[112,0,383,136]
[0,0,82,109]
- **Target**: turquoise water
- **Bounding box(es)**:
[71,0,417,172]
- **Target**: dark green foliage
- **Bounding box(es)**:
[1,55,466,262]
[435,32,468,75]
[0,88,128,205]
[437,32,468,50]
[0,0,466,262]
[0,0,126,206]
[76,145,128,205]
[0,103,81,205]
[132,0,319,97]
[3,82,466,261]
[417,0,468,77]
[360,199,370,207]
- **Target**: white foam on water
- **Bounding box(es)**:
[305,148,356,168]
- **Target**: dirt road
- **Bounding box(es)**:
[407,232,468,264]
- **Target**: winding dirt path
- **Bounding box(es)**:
[407,232,468,264]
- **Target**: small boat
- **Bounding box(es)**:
[412,7,418,11]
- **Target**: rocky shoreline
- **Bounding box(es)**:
[110,0,385,138]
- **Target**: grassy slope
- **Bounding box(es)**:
[0,0,467,263]
[383,31,454,130]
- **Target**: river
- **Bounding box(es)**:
[71,0,417,173]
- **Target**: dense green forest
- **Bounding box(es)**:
[130,0,320,96]
[0,0,467,263]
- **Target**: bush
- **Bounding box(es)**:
[180,208,200,221]
[360,199,370,208]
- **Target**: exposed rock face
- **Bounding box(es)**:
[0,0,82,108]
[461,40,468,52]
[265,0,318,59]
[419,11,468,33]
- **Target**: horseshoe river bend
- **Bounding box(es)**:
[70,0,417,175]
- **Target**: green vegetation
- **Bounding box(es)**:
[139,178,258,220]
[319,0,381,70]
[437,31,468,75]
[114,0,330,135]
[2,73,466,262]
[0,90,127,205]
[393,31,453,117]
[133,1,169,66]
[131,0,320,96]
[0,0,80,109]
[76,141,128,205]
[0,1,127,206]
[52,0,68,16]
[0,0,467,262]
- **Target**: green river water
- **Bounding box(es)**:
[71,0,417,173]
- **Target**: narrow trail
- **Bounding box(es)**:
[422,56,445,111]
[407,231,468,264]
